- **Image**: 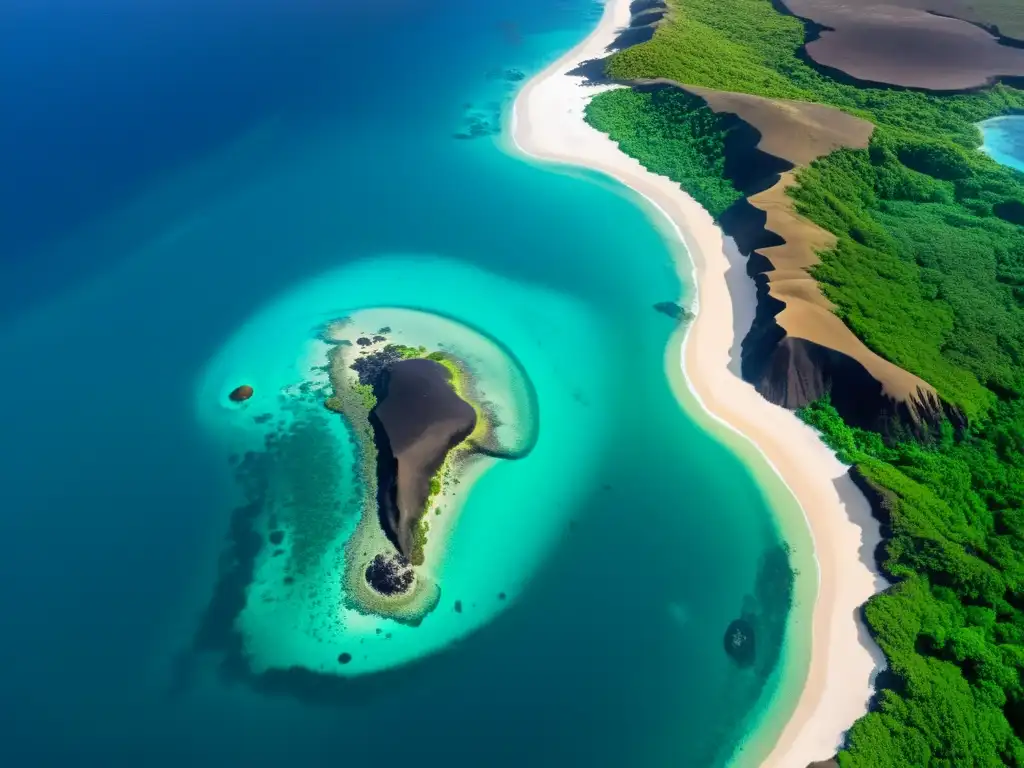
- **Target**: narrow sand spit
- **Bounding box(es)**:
[509,1,888,764]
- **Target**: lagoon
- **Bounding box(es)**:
[981,115,1024,172]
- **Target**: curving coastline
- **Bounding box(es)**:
[510,0,887,765]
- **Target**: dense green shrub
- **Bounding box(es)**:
[584,87,742,218]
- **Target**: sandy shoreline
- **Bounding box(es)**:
[509,1,888,765]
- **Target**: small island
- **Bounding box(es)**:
[317,310,534,624]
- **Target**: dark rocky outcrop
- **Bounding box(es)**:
[350,344,407,386]
[742,312,965,438]
[365,553,415,596]
[229,385,254,403]
[371,358,476,560]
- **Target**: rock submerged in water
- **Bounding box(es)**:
[229,385,254,403]
[724,618,756,667]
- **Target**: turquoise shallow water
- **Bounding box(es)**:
[0,1,797,765]
[981,115,1024,171]
[196,256,609,673]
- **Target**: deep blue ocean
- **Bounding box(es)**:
[0,1,798,765]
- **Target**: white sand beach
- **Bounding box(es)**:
[510,0,889,764]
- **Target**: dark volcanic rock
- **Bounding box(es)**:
[349,344,407,386]
[364,553,415,596]
[229,385,254,403]
[724,618,756,666]
[338,652,352,664]
[372,358,476,560]
[268,530,284,545]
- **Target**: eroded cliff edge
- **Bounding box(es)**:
[630,81,964,436]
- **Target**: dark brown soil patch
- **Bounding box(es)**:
[780,0,1024,89]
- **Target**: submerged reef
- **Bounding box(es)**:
[653,301,693,323]
[318,310,537,625]
[723,618,756,667]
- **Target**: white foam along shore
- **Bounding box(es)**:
[509,0,889,765]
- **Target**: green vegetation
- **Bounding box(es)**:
[595,0,1024,763]
[585,88,742,218]
[352,383,377,411]
[793,141,1024,420]
[410,518,429,567]
[385,343,427,360]
[801,398,1024,766]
